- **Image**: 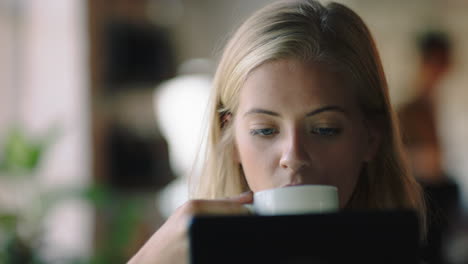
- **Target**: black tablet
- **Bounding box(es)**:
[189,210,420,264]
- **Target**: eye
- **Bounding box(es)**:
[250,128,278,136]
[311,127,341,137]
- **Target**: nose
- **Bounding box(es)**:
[279,131,310,172]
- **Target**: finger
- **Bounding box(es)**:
[226,191,253,204]
[186,199,251,215]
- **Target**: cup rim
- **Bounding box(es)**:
[254,184,337,196]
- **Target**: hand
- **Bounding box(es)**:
[128,191,253,264]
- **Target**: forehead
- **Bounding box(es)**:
[239,59,357,113]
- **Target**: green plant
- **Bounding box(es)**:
[1,127,145,263]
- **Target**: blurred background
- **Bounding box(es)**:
[1,0,468,263]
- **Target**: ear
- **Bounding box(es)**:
[363,121,381,162]
[220,112,232,129]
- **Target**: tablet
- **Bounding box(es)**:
[189,210,420,264]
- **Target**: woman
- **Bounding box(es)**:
[129,0,426,263]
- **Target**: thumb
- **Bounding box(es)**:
[228,191,253,204]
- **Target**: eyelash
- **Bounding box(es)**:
[250,127,342,137]
[310,127,342,137]
[250,128,278,136]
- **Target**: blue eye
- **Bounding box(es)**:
[250,128,278,136]
[311,127,341,136]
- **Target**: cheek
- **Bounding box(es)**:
[235,132,278,191]
[316,139,366,207]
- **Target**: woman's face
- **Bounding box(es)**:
[233,59,379,207]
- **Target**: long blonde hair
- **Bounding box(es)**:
[190,0,425,230]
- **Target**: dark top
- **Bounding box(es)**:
[421,178,460,264]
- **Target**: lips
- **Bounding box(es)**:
[282,183,307,188]
[279,171,325,188]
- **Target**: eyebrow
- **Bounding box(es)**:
[306,106,346,116]
[243,108,280,117]
[243,105,346,117]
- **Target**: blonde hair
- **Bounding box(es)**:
[190,0,425,231]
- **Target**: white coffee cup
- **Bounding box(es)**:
[249,185,339,215]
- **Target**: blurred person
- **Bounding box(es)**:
[129,1,427,263]
[398,31,461,264]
